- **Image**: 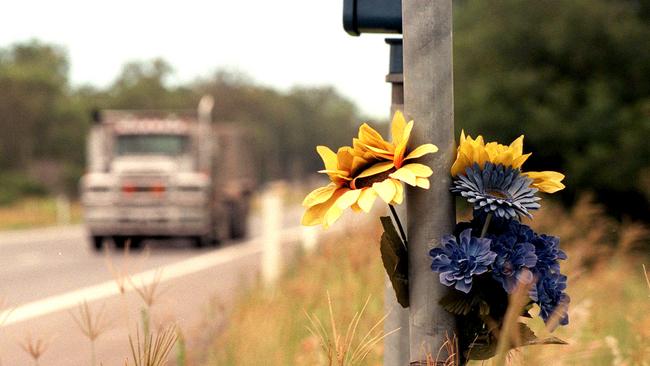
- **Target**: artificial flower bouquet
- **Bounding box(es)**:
[430,132,569,360]
[302,112,569,362]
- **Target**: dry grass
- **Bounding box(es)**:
[126,325,178,366]
[204,223,386,365]
[70,301,112,366]
[130,269,166,309]
[304,293,398,366]
[200,197,649,366]
[18,334,49,366]
[0,197,81,230]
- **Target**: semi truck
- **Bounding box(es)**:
[80,96,256,250]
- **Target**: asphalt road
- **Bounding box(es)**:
[0,208,312,366]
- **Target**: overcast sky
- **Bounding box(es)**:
[0,0,393,118]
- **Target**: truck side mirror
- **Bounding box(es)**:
[343,0,402,36]
[91,108,102,124]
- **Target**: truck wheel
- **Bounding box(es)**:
[113,236,127,249]
[130,236,143,250]
[191,235,210,249]
[91,236,104,251]
[229,201,248,240]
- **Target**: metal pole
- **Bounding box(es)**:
[403,1,457,364]
[383,37,410,366]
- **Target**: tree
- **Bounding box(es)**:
[454,0,650,219]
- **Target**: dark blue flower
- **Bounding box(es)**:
[531,233,567,275]
[488,228,538,294]
[430,228,497,293]
[451,162,541,219]
[536,272,570,328]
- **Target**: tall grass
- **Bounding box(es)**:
[69,301,112,366]
[203,223,386,365]
[201,197,649,365]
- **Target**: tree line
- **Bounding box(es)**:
[0,43,360,203]
[0,0,648,221]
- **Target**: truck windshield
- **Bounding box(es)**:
[116,134,189,156]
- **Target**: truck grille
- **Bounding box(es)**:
[119,175,169,204]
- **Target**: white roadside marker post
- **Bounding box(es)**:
[300,226,318,254]
[262,183,284,286]
[403,0,458,364]
[56,193,71,225]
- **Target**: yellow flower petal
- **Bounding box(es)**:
[350,203,363,212]
[359,124,392,152]
[357,188,378,212]
[511,153,531,169]
[391,110,407,145]
[362,144,394,160]
[302,183,337,207]
[389,167,417,186]
[509,135,525,156]
[336,147,355,172]
[324,205,344,227]
[401,163,433,178]
[391,179,404,204]
[301,189,346,227]
[336,189,362,210]
[404,143,438,161]
[394,121,413,167]
[525,171,566,193]
[316,146,338,171]
[372,179,397,203]
[416,177,430,189]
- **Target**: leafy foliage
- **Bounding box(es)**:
[455,0,650,220]
[0,44,359,202]
[379,216,409,307]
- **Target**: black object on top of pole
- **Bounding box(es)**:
[385,38,403,75]
[343,0,402,36]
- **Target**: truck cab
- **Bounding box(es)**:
[81,98,254,250]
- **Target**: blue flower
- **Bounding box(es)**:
[451,162,541,219]
[531,233,567,275]
[488,227,538,294]
[430,228,497,293]
[536,272,570,328]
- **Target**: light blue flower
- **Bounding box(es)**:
[430,228,496,293]
[451,162,541,219]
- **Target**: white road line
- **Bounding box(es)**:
[1,226,304,327]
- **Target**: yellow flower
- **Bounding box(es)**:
[353,111,438,189]
[302,111,438,227]
[301,146,398,227]
[451,131,564,194]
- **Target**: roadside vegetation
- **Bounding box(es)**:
[0,197,81,230]
[199,197,649,365]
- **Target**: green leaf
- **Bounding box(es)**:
[518,323,569,346]
[439,291,491,316]
[379,216,409,308]
[510,323,569,349]
[440,291,474,316]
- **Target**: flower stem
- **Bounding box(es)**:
[388,204,408,246]
[480,213,493,238]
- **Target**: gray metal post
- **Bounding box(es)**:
[403,1,457,364]
[383,38,410,366]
